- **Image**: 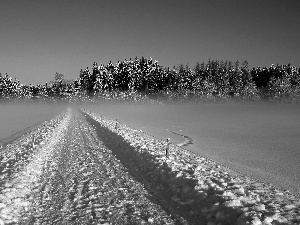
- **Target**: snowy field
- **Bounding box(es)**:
[0,103,65,146]
[0,104,299,224]
[84,102,300,195]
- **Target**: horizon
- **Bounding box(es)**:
[1,0,300,85]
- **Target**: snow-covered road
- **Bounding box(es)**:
[0,107,299,224]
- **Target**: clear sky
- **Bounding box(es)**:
[1,0,299,85]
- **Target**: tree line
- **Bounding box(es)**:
[1,57,300,103]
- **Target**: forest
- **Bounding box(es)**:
[1,57,300,103]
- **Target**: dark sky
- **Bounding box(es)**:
[1,0,299,84]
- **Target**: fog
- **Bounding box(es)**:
[84,101,300,195]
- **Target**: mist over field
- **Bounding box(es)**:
[83,101,300,195]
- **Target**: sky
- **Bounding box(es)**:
[0,0,300,85]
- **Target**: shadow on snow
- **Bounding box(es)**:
[82,111,247,225]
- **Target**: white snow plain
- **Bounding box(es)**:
[84,101,300,196]
[0,103,65,145]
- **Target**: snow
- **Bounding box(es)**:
[84,102,300,195]
[0,103,65,145]
[84,108,300,224]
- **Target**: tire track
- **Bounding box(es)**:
[22,109,179,224]
[0,109,72,224]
